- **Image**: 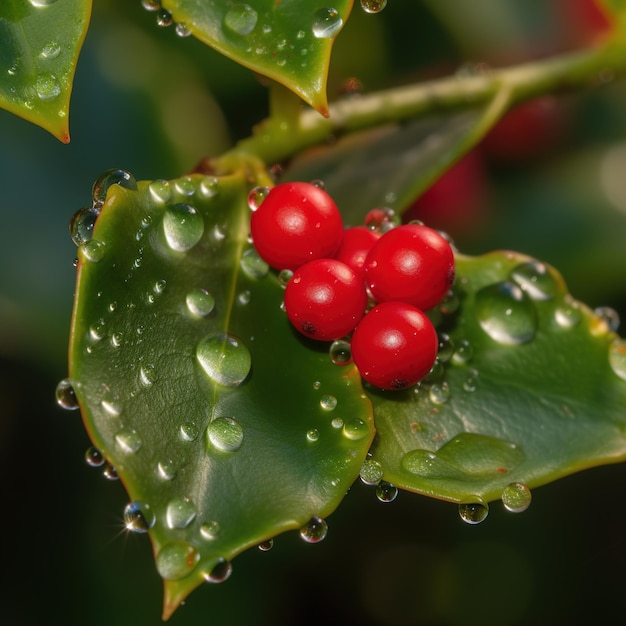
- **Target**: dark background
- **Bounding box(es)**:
[2,1,626,624]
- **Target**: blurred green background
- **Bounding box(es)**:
[2,1,626,624]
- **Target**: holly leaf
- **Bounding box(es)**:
[0,0,91,142]
[368,251,626,514]
[66,169,374,619]
[161,0,354,115]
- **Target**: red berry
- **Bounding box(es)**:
[334,226,380,280]
[250,182,344,271]
[351,301,438,390]
[284,259,368,341]
[364,223,455,310]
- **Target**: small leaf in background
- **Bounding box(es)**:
[0,0,91,142]
[159,0,354,115]
[368,250,626,520]
[66,168,374,618]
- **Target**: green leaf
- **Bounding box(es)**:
[67,168,374,619]
[0,0,91,142]
[368,251,626,511]
[162,0,354,115]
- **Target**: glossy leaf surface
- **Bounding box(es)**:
[369,251,626,506]
[162,0,353,115]
[67,170,374,618]
[0,0,91,142]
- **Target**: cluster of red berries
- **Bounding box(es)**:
[250,181,455,390]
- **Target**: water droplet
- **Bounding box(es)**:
[206,417,244,452]
[224,4,258,35]
[196,333,251,386]
[320,395,337,411]
[329,339,352,365]
[40,42,61,59]
[92,169,137,207]
[174,176,196,197]
[166,496,197,529]
[360,0,387,13]
[451,339,473,365]
[595,306,620,332]
[200,520,220,540]
[258,539,274,551]
[331,417,344,429]
[436,333,455,362]
[180,419,200,442]
[278,269,293,287]
[69,206,99,246]
[609,338,626,381]
[429,381,451,405]
[306,428,320,442]
[156,541,199,580]
[463,370,479,392]
[501,482,532,513]
[79,239,105,263]
[124,501,155,533]
[312,8,343,38]
[203,559,232,583]
[554,298,582,329]
[115,428,142,454]
[30,0,59,6]
[156,8,173,27]
[110,331,123,348]
[35,73,60,100]
[149,179,172,204]
[186,288,215,317]
[103,463,118,480]
[509,261,558,301]
[141,0,160,10]
[163,203,204,251]
[342,418,369,441]
[175,22,191,37]
[376,481,398,502]
[101,389,122,416]
[439,290,460,315]
[299,516,328,543]
[199,176,220,198]
[458,498,489,524]
[475,281,537,345]
[55,378,79,410]
[137,364,157,387]
[85,446,104,467]
[247,186,270,211]
[240,248,269,278]
[360,458,384,485]
[158,459,177,480]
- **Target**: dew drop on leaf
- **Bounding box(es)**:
[509,261,558,301]
[174,176,196,197]
[553,300,582,330]
[55,378,79,410]
[306,428,320,442]
[186,288,215,317]
[299,516,328,543]
[166,496,197,529]
[115,428,142,454]
[203,559,233,583]
[247,186,270,211]
[101,389,122,416]
[156,541,200,580]
[180,419,200,442]
[196,333,251,386]
[451,338,473,365]
[609,338,626,381]
[141,0,160,10]
[206,417,244,452]
[475,281,537,345]
[320,395,337,411]
[103,463,118,480]
[85,446,104,467]
[69,206,99,246]
[595,306,620,332]
[360,0,387,14]
[156,9,173,27]
[501,482,532,513]
[376,481,398,502]
[35,74,60,100]
[148,180,172,204]
[312,8,343,38]
[163,204,204,252]
[175,23,191,38]
[199,176,220,198]
[139,364,157,387]
[458,498,489,524]
[224,4,258,35]
[92,169,137,207]
[200,520,220,540]
[329,339,352,365]
[258,539,274,551]
[30,0,59,6]
[79,240,105,263]
[158,459,177,480]
[429,381,451,405]
[342,418,369,441]
[123,501,156,533]
[360,458,384,485]
[240,248,269,278]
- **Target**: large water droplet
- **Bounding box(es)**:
[360,0,387,13]
[35,73,60,100]
[299,516,328,543]
[149,179,172,204]
[224,4,258,35]
[247,186,269,211]
[115,428,142,454]
[509,261,558,301]
[342,418,369,441]
[475,281,537,345]
[186,288,215,317]
[124,501,155,532]
[376,481,398,502]
[55,378,79,410]
[206,417,244,452]
[156,541,200,580]
[240,248,269,278]
[320,395,337,411]
[85,446,104,467]
[203,559,232,583]
[329,339,352,365]
[79,239,105,263]
[166,496,197,529]
[501,482,532,513]
[312,8,343,38]
[306,428,320,442]
[554,298,582,330]
[158,459,177,480]
[459,499,489,524]
[163,203,204,251]
[200,520,221,540]
[196,333,251,386]
[69,206,99,246]
[360,458,384,485]
[92,169,137,207]
[609,338,626,381]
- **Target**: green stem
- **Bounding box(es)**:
[226,37,626,167]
